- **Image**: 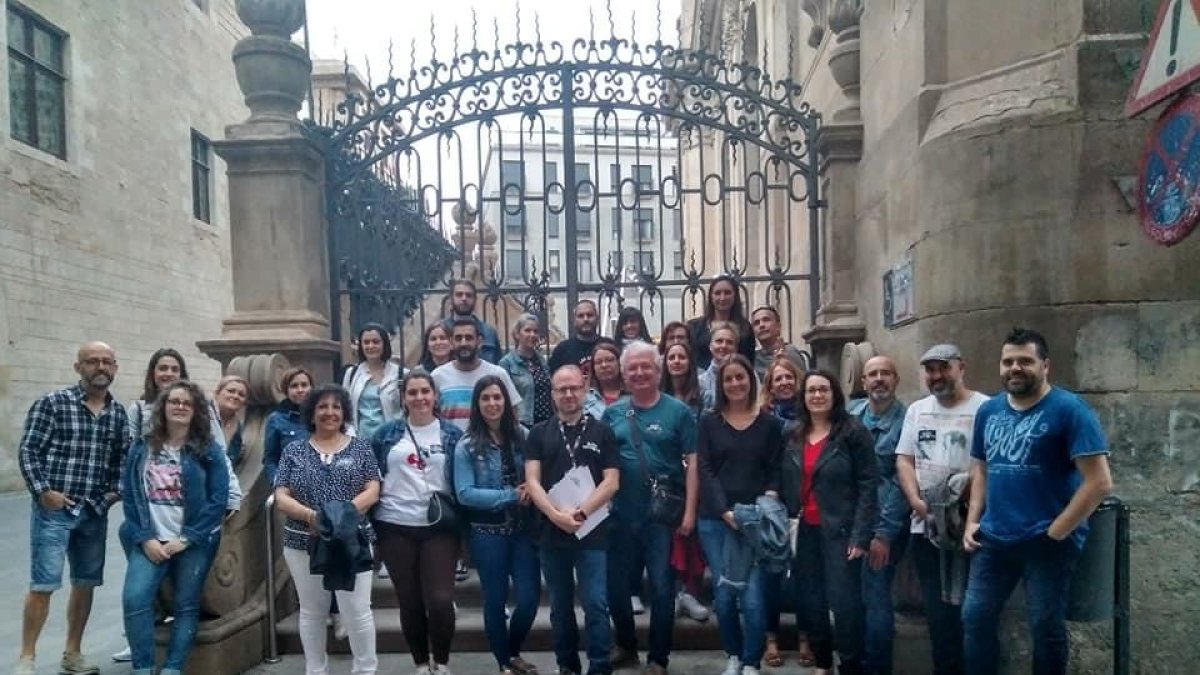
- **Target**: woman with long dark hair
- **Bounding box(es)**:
[127,348,189,441]
[782,370,879,675]
[263,367,313,484]
[614,306,652,349]
[343,323,403,440]
[120,381,229,675]
[583,341,624,420]
[696,356,783,675]
[451,376,539,674]
[371,370,465,675]
[658,321,691,355]
[661,342,703,414]
[274,384,380,675]
[419,322,454,372]
[685,275,755,370]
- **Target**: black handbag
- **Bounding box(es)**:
[625,409,685,527]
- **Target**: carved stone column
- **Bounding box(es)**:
[827,0,863,122]
[197,0,338,383]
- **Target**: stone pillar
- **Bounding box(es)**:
[802,0,866,374]
[197,0,338,383]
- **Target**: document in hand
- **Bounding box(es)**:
[546,465,610,539]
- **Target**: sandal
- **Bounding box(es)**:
[796,636,816,668]
[763,635,783,667]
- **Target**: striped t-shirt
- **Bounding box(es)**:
[431,361,523,432]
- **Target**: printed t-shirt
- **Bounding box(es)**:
[432,361,523,432]
[602,394,698,517]
[972,387,1108,549]
[144,444,185,541]
[525,414,620,548]
[375,419,449,527]
[895,392,989,533]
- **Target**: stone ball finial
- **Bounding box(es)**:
[236,0,306,38]
[452,199,478,226]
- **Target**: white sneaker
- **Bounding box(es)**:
[676,591,709,621]
[377,565,390,579]
[435,665,454,675]
[631,595,645,615]
[11,657,35,675]
[111,646,132,663]
[721,654,742,675]
[742,667,760,675]
[332,613,348,640]
[414,665,432,675]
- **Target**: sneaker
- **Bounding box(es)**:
[59,652,99,675]
[414,665,432,675]
[508,656,538,674]
[641,663,667,675]
[111,645,132,663]
[675,591,709,622]
[332,612,348,640]
[11,657,35,675]
[721,655,742,675]
[630,595,645,615]
[455,560,469,582]
[742,667,760,675]
[609,645,640,669]
[434,665,453,675]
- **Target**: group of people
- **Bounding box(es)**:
[13,274,1113,675]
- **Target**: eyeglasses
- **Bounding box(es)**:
[553,385,584,394]
[166,399,194,409]
[81,358,117,367]
[805,386,831,395]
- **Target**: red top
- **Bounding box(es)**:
[801,435,827,526]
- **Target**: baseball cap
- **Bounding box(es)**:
[919,344,962,364]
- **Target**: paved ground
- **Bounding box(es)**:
[0,492,825,674]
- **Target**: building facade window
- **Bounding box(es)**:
[575,163,592,236]
[634,251,655,274]
[673,250,684,273]
[610,163,621,191]
[548,250,561,282]
[191,131,212,222]
[504,249,526,281]
[611,207,622,240]
[543,161,557,188]
[501,160,525,236]
[7,3,67,158]
[671,207,682,240]
[634,165,653,192]
[578,252,592,281]
[635,208,654,242]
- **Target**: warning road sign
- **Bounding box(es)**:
[1126,0,1200,117]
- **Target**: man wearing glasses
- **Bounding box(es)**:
[14,342,130,675]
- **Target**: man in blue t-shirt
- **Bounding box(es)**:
[602,340,698,674]
[962,327,1113,675]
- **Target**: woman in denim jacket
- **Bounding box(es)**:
[498,313,553,429]
[263,367,313,484]
[452,375,540,675]
[119,381,229,675]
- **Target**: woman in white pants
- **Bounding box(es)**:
[274,383,381,675]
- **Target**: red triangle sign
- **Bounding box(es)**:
[1127,0,1200,117]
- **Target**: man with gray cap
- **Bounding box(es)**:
[895,344,989,675]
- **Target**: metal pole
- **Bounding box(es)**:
[1113,501,1130,675]
[263,494,281,664]
[561,62,579,335]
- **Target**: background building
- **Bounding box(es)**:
[478,111,688,339]
[682,0,1200,671]
[0,0,247,490]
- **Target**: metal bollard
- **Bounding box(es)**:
[263,493,281,664]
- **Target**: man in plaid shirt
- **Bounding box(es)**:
[14,342,129,675]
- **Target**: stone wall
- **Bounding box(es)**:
[0,0,248,490]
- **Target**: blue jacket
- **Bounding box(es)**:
[848,398,910,544]
[263,403,308,485]
[452,431,527,513]
[497,349,548,428]
[370,417,464,480]
[443,315,502,364]
[120,437,229,548]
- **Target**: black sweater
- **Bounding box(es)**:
[696,411,783,518]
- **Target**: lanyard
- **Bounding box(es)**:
[558,415,588,463]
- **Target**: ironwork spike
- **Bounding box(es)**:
[535,11,542,46]
[387,39,395,81]
[606,0,615,38]
[471,8,479,52]
[656,0,663,44]
[409,37,417,74]
[430,13,437,63]
[788,29,795,78]
[516,2,522,43]
[589,6,596,42]
[454,23,460,60]
[494,15,501,55]
[630,8,636,45]
[364,54,373,89]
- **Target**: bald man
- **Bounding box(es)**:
[847,355,909,675]
[15,342,130,675]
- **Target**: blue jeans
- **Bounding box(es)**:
[607,514,675,668]
[697,518,766,668]
[911,534,966,675]
[541,545,612,675]
[469,530,541,669]
[962,535,1080,675]
[29,501,108,592]
[122,536,220,672]
[861,534,907,675]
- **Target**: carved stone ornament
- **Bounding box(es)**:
[231,0,311,133]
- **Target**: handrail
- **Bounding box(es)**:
[263,493,281,664]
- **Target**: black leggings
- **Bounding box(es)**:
[375,521,459,665]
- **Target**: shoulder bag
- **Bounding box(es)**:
[625,408,685,527]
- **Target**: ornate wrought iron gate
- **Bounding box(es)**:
[319,18,823,363]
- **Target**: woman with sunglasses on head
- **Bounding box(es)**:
[274,384,381,675]
[120,381,229,675]
[698,322,742,411]
[782,370,879,675]
[452,376,540,675]
[371,370,465,675]
[343,323,404,441]
[686,275,755,371]
[498,314,554,430]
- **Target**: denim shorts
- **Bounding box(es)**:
[29,501,108,592]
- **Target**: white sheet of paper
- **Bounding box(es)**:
[546,465,610,539]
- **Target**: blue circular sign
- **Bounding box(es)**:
[1139,94,1200,246]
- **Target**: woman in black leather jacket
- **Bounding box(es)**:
[780,369,879,675]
